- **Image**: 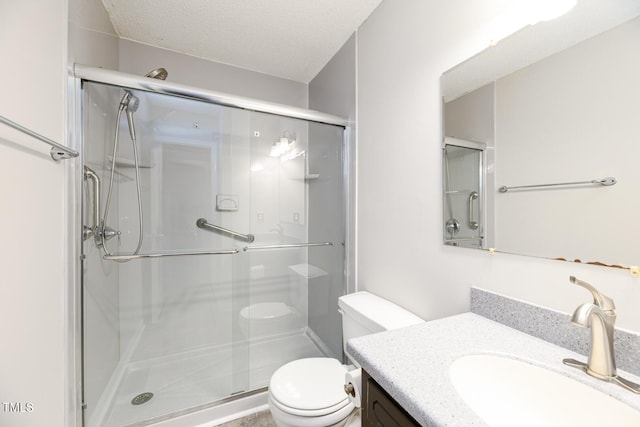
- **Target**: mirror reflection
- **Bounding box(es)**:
[443,139,485,249]
[442,1,640,267]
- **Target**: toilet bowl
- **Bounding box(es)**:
[238,302,302,338]
[268,292,424,427]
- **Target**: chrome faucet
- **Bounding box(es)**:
[563,276,640,393]
[566,276,616,378]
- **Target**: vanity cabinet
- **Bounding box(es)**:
[362,370,420,427]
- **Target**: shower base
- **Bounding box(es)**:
[96,332,325,427]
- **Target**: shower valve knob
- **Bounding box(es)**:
[102,226,121,241]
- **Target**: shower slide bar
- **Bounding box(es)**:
[243,242,333,251]
[0,115,79,160]
[103,249,239,261]
[498,177,616,193]
[196,218,255,243]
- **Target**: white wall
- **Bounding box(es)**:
[356,0,640,332]
[0,1,69,427]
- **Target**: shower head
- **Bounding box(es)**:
[121,91,139,112]
[119,67,168,140]
[145,67,168,80]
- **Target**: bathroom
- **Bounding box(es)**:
[2,0,640,426]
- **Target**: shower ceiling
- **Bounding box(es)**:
[101,0,383,83]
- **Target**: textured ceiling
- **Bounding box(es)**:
[102,0,382,83]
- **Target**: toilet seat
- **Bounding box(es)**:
[270,358,351,413]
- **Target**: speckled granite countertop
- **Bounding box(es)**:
[347,313,640,427]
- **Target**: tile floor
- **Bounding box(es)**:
[215,408,363,427]
[214,410,276,427]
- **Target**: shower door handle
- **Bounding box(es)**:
[83,166,101,240]
[468,191,479,230]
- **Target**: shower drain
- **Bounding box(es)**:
[131,392,154,405]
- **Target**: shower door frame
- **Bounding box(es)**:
[70,64,355,427]
[442,137,486,248]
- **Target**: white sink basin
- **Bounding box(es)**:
[450,354,640,427]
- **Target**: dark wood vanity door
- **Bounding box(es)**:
[362,369,421,427]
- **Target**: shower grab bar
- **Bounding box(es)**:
[83,166,101,241]
[498,177,616,193]
[0,115,79,160]
[103,249,239,261]
[196,218,255,243]
[243,242,333,252]
[468,191,479,230]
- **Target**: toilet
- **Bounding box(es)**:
[268,291,424,427]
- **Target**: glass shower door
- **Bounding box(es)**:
[443,143,484,248]
[80,79,346,427]
[81,82,252,426]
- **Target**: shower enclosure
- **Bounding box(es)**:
[77,67,348,426]
[443,138,484,249]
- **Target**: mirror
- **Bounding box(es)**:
[441,0,640,268]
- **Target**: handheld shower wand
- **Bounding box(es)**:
[102,67,168,258]
[118,68,167,140]
[119,92,139,140]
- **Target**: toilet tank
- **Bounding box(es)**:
[338,291,424,355]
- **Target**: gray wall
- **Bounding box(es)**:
[444,83,494,144]
[309,34,357,120]
[308,34,356,357]
[309,33,357,293]
[119,40,308,108]
[68,0,119,70]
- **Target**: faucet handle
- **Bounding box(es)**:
[569,276,615,312]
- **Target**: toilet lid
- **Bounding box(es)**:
[270,358,350,413]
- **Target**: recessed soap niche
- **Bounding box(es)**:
[216,194,239,211]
